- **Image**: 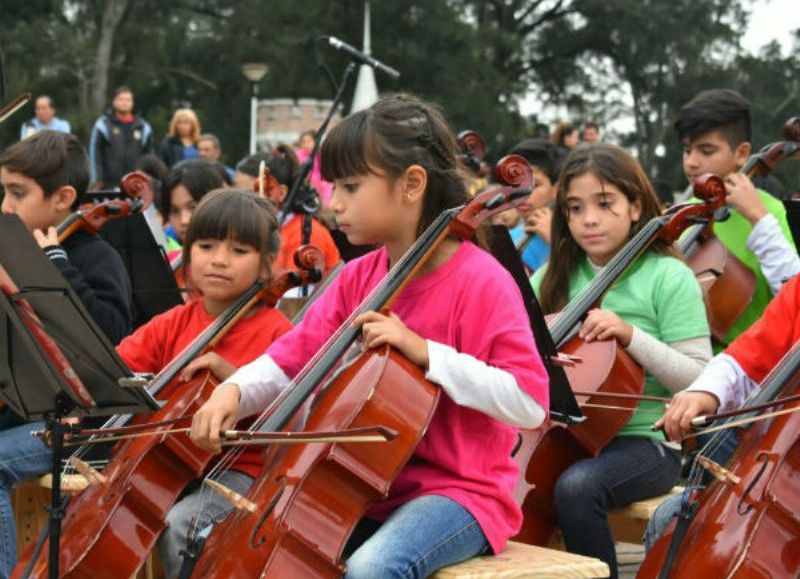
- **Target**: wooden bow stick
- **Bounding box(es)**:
[64,424,398,447]
[0,93,31,124]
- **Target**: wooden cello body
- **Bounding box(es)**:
[180,156,533,578]
[190,347,439,578]
[513,175,728,546]
[638,342,800,578]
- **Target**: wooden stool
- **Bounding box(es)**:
[11,475,164,579]
[608,487,683,543]
[431,541,609,578]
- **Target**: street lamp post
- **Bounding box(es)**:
[241,63,269,154]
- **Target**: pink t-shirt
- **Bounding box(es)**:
[267,241,549,553]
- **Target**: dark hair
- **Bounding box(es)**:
[674,89,751,149]
[182,188,281,279]
[114,86,133,98]
[235,146,298,187]
[539,143,676,313]
[509,138,564,183]
[198,133,221,149]
[321,92,467,238]
[0,131,89,209]
[160,159,227,217]
[550,122,577,148]
[134,154,168,181]
[584,122,600,132]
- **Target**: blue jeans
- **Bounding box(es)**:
[344,495,489,579]
[159,470,253,579]
[0,421,52,579]
[643,431,738,552]
[554,436,681,579]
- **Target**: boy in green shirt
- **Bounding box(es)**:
[675,88,799,345]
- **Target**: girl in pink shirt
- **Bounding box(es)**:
[190,93,549,578]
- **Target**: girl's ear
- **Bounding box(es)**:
[629,197,643,223]
[52,185,77,212]
[402,164,427,203]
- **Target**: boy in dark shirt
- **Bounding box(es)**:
[0,130,133,576]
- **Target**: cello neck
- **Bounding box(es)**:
[550,216,665,346]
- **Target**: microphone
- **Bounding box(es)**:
[325,36,400,80]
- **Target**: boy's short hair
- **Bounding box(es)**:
[0,131,89,209]
[508,138,564,183]
[674,89,751,149]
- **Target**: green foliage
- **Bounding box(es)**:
[0,0,798,195]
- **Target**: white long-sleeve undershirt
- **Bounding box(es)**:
[747,213,800,294]
[684,352,759,412]
[224,340,546,430]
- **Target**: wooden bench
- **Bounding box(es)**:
[608,487,683,544]
[11,476,164,579]
[432,541,609,578]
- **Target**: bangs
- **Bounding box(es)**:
[321,110,373,181]
[185,189,272,250]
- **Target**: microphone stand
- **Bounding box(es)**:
[279,61,357,228]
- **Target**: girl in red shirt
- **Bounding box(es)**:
[115,189,292,578]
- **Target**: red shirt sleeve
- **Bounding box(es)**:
[725,275,800,383]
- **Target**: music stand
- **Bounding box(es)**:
[0,215,159,578]
[488,225,583,423]
[99,213,183,328]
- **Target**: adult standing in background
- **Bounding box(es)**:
[583,121,601,144]
[550,122,579,157]
[19,95,71,140]
[159,108,201,168]
[89,86,154,189]
[197,133,234,180]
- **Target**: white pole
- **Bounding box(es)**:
[249,84,258,154]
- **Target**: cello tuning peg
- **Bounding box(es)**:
[697,456,741,486]
[68,456,108,486]
[204,479,257,513]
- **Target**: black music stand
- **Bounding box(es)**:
[488,225,583,423]
[99,213,183,328]
[0,215,159,578]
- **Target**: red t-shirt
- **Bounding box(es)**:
[116,300,292,477]
[275,214,340,273]
[726,274,800,383]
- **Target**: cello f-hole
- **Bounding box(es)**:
[737,451,769,516]
[249,477,287,549]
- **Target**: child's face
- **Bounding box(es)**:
[299,134,315,152]
[492,208,522,229]
[0,168,70,233]
[565,172,641,266]
[190,237,263,316]
[329,170,410,246]
[168,185,198,242]
[519,166,555,215]
[682,130,750,183]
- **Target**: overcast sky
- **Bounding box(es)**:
[743,0,799,55]
[521,0,800,124]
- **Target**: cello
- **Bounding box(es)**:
[513,175,727,546]
[13,247,324,579]
[680,117,800,342]
[638,337,800,578]
[55,171,150,243]
[178,156,533,578]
